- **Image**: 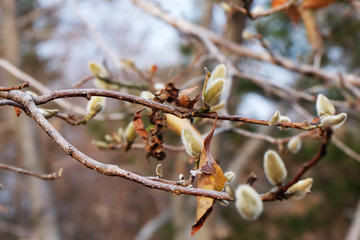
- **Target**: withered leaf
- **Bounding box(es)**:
[179,86,201,108]
[132,110,148,141]
[191,115,227,236]
[154,82,179,105]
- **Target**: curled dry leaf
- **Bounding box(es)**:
[132,110,149,141]
[132,109,167,160]
[178,86,201,108]
[191,115,227,236]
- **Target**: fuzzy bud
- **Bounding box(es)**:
[124,122,137,144]
[286,178,313,200]
[156,163,163,177]
[235,184,263,221]
[91,140,108,149]
[203,64,226,108]
[224,171,236,183]
[38,108,59,119]
[320,113,347,130]
[88,61,109,80]
[269,111,281,126]
[316,94,335,117]
[84,96,106,122]
[104,134,115,143]
[278,115,291,130]
[181,128,203,159]
[140,91,155,100]
[263,150,287,185]
[88,61,120,91]
[154,83,165,91]
[203,79,224,108]
[224,182,235,198]
[287,136,302,154]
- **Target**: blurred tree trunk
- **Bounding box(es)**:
[223,0,252,43]
[1,1,60,239]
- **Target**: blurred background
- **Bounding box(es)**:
[0,0,360,239]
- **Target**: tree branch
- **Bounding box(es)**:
[3,90,234,201]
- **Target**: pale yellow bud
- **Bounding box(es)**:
[279,115,291,123]
[140,91,155,100]
[156,163,163,177]
[84,96,106,122]
[251,6,266,15]
[104,134,114,143]
[235,184,263,221]
[38,108,59,119]
[287,136,302,154]
[154,82,165,91]
[278,115,291,130]
[178,173,184,180]
[88,61,109,80]
[124,122,137,144]
[269,111,281,126]
[203,64,226,108]
[203,79,224,108]
[181,128,203,159]
[224,182,235,198]
[320,113,347,130]
[91,140,108,149]
[209,100,226,112]
[286,178,313,200]
[263,150,287,185]
[88,61,120,91]
[224,171,236,183]
[208,64,226,86]
[316,94,335,117]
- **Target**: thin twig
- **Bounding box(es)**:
[261,130,332,201]
[0,163,63,180]
[13,88,322,130]
[0,81,29,91]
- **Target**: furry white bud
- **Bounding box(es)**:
[263,150,287,185]
[203,64,226,108]
[156,164,163,177]
[124,122,137,144]
[38,108,59,119]
[286,178,313,200]
[235,184,263,221]
[224,171,236,183]
[84,96,106,122]
[320,113,347,130]
[140,91,155,100]
[316,94,335,117]
[269,111,281,126]
[287,136,302,154]
[181,128,203,159]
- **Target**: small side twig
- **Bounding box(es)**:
[0,81,29,91]
[261,129,332,201]
[0,163,63,180]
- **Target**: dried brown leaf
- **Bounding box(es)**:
[191,115,227,236]
[179,86,201,108]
